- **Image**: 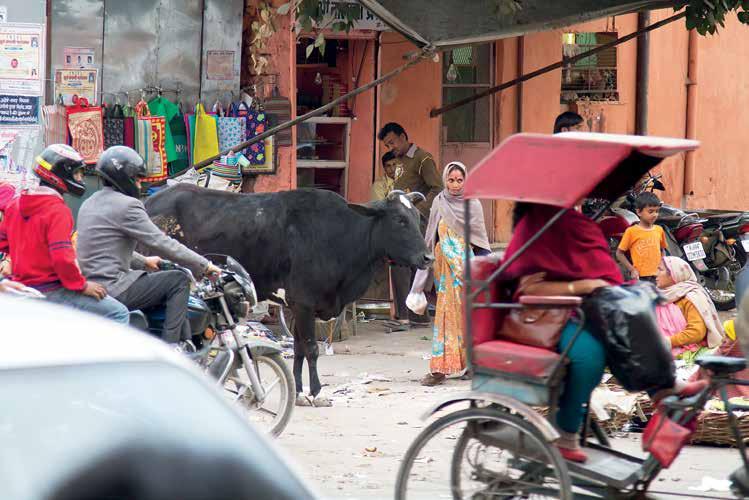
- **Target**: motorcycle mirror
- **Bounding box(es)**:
[653,180,666,191]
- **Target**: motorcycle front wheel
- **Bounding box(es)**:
[224,351,295,437]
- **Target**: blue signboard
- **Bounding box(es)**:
[0,94,39,125]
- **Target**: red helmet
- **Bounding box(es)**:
[33,144,86,197]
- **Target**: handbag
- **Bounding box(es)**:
[499,307,570,349]
[67,99,104,165]
[642,409,693,468]
[497,274,570,349]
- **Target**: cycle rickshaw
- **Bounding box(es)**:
[394,133,749,499]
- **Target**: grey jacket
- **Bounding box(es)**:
[76,187,209,298]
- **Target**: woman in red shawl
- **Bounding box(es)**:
[505,202,706,463]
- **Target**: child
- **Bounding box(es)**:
[371,151,401,201]
[616,192,667,282]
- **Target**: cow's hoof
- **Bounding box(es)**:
[311,395,332,407]
[296,393,314,407]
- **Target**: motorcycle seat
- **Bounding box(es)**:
[702,212,742,221]
[695,355,747,375]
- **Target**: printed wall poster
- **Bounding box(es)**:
[55,68,97,105]
[63,46,95,68]
[206,50,234,80]
[0,23,44,96]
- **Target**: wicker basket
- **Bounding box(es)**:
[689,411,749,446]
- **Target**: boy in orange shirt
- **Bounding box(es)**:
[616,192,667,282]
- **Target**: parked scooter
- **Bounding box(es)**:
[587,173,743,310]
[129,254,295,437]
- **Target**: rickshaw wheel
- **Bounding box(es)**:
[395,407,571,500]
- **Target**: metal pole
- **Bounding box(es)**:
[464,198,473,370]
[189,48,432,172]
[635,10,650,135]
[430,11,686,118]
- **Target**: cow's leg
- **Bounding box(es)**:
[292,330,305,396]
[292,305,315,407]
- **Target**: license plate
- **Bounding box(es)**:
[683,242,707,261]
[742,236,749,252]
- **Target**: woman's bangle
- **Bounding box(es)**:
[568,282,575,295]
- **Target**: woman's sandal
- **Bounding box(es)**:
[420,373,446,386]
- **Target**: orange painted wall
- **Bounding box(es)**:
[687,14,749,211]
[645,8,689,208]
[519,15,638,136]
[377,32,442,172]
[250,0,297,193]
[346,39,377,203]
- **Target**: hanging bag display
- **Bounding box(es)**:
[193,103,219,165]
[66,97,104,165]
[229,101,265,165]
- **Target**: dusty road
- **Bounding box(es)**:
[274,320,743,499]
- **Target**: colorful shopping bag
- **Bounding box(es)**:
[169,113,189,176]
[144,116,167,182]
[103,117,125,148]
[67,102,104,164]
[217,116,246,153]
[193,103,219,165]
[229,102,265,164]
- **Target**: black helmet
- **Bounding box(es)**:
[96,146,147,198]
[33,145,86,197]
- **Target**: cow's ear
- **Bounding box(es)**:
[348,203,383,217]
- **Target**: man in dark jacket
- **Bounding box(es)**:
[76,146,220,346]
[0,145,129,322]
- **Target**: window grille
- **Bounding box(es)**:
[561,32,619,103]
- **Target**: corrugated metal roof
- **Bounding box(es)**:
[358,0,679,47]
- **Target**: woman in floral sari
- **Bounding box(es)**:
[409,162,491,386]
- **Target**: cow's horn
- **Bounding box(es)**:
[387,190,406,201]
[406,192,426,204]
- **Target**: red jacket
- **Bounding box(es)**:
[0,187,86,292]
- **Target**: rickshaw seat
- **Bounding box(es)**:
[519,295,582,307]
[474,340,561,379]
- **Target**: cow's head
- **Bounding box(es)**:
[348,191,433,269]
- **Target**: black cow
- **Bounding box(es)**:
[145,184,431,404]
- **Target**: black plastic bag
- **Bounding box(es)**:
[583,283,675,392]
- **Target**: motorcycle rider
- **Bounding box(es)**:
[0,145,129,322]
[76,146,221,348]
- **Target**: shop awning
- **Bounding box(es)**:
[357,0,680,48]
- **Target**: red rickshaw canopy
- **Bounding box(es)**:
[463,133,699,206]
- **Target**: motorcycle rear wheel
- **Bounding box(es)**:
[224,352,295,437]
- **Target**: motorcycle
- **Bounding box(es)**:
[129,254,295,437]
[586,173,743,309]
